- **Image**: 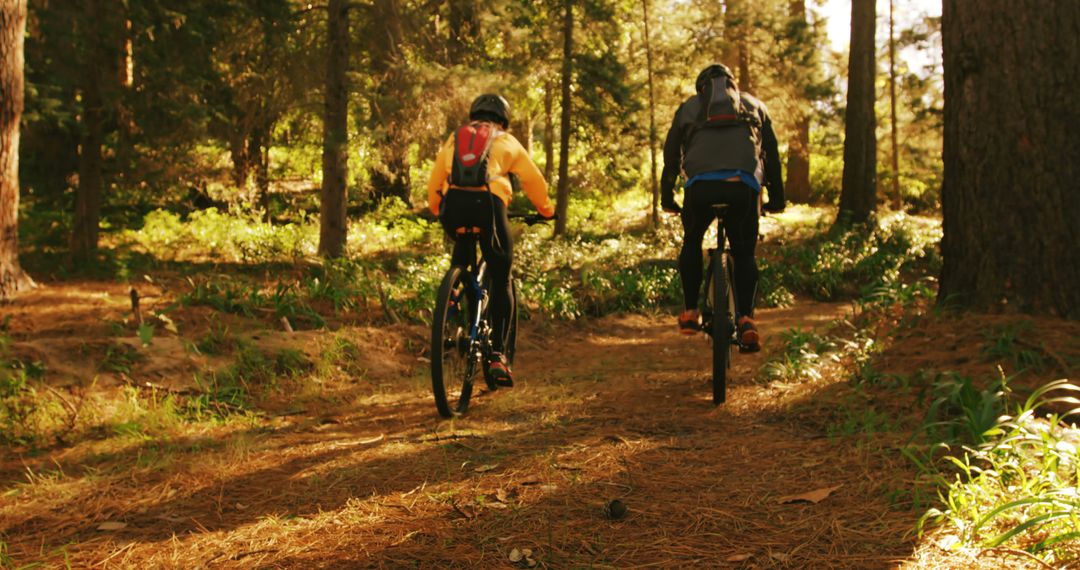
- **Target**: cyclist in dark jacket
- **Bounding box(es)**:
[660,64,785,352]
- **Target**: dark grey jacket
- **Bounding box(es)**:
[660,92,785,207]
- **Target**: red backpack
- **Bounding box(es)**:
[450,121,499,188]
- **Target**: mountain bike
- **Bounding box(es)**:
[430,213,553,418]
[700,204,738,405]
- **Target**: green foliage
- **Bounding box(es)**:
[922,372,1010,446]
[981,321,1047,374]
[130,208,318,263]
[193,345,313,415]
[180,276,325,329]
[762,214,941,302]
[0,337,58,446]
[194,319,237,356]
[137,323,155,347]
[918,380,1080,564]
[99,342,144,374]
[758,327,836,384]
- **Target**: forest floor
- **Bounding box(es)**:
[3,277,1077,569]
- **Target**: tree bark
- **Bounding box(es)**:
[553,0,573,236]
[888,0,900,210]
[70,0,123,262]
[318,0,349,258]
[515,113,533,155]
[723,0,752,91]
[367,0,410,206]
[939,1,1080,319]
[641,0,659,226]
[230,132,250,191]
[543,78,555,183]
[784,0,812,204]
[836,0,877,226]
[252,122,271,221]
[0,0,34,298]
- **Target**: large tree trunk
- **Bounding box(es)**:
[784,0,812,204]
[71,0,122,262]
[836,0,877,226]
[368,0,410,206]
[641,0,659,226]
[553,0,573,236]
[72,62,104,261]
[319,0,349,258]
[0,0,34,298]
[939,1,1080,319]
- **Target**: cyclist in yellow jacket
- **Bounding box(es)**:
[427,94,555,386]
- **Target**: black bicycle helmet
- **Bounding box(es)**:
[695,64,735,93]
[469,94,511,128]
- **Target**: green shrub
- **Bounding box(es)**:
[918,380,1080,565]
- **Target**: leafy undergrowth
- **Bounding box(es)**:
[7,203,1014,568]
[753,285,1080,567]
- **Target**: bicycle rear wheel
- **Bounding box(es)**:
[431,266,478,417]
[710,251,732,404]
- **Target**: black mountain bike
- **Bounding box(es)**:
[430,213,552,418]
[700,204,738,405]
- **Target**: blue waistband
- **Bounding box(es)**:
[685,170,761,192]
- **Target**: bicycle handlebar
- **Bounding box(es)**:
[508,213,558,226]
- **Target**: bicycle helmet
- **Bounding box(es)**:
[695,64,735,93]
[469,94,511,128]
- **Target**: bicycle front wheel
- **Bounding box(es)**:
[711,251,732,405]
[431,266,478,418]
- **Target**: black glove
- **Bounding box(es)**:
[763,200,785,214]
[661,198,682,214]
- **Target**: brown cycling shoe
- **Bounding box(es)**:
[487,354,514,387]
[738,316,761,353]
[678,310,701,335]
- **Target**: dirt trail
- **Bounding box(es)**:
[2,300,922,569]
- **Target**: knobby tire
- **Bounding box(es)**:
[431,266,475,418]
[711,251,732,405]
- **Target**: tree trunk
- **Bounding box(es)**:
[368,0,410,206]
[543,79,555,182]
[515,113,533,155]
[318,0,349,258]
[72,71,104,261]
[888,0,901,210]
[553,0,573,236]
[0,0,34,298]
[230,132,250,190]
[785,0,812,204]
[836,0,877,226]
[641,0,659,226]
[71,0,123,262]
[723,0,752,91]
[252,122,271,221]
[939,1,1080,319]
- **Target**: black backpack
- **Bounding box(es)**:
[692,75,762,150]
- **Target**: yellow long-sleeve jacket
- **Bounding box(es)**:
[427,128,555,218]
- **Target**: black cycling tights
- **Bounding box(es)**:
[439,189,514,355]
[678,180,759,319]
